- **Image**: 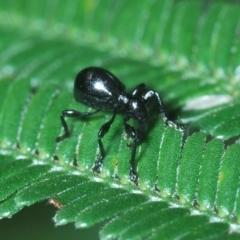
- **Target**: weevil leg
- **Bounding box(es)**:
[56,109,99,142]
[153,92,185,131]
[92,112,117,173]
[124,120,139,185]
[129,140,138,184]
[140,89,185,132]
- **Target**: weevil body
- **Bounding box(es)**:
[57,67,184,184]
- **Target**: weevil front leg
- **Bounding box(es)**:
[56,109,99,142]
[153,92,185,131]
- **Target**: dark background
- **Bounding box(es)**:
[0,201,101,240]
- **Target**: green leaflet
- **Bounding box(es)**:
[0,76,240,239]
[177,132,206,204]
[0,78,31,147]
[198,139,224,211]
[217,144,240,218]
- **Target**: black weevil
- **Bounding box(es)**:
[57,67,184,184]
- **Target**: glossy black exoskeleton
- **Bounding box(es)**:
[57,67,184,184]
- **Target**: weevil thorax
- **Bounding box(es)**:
[119,93,149,141]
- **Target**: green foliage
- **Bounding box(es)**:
[0,0,240,239]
